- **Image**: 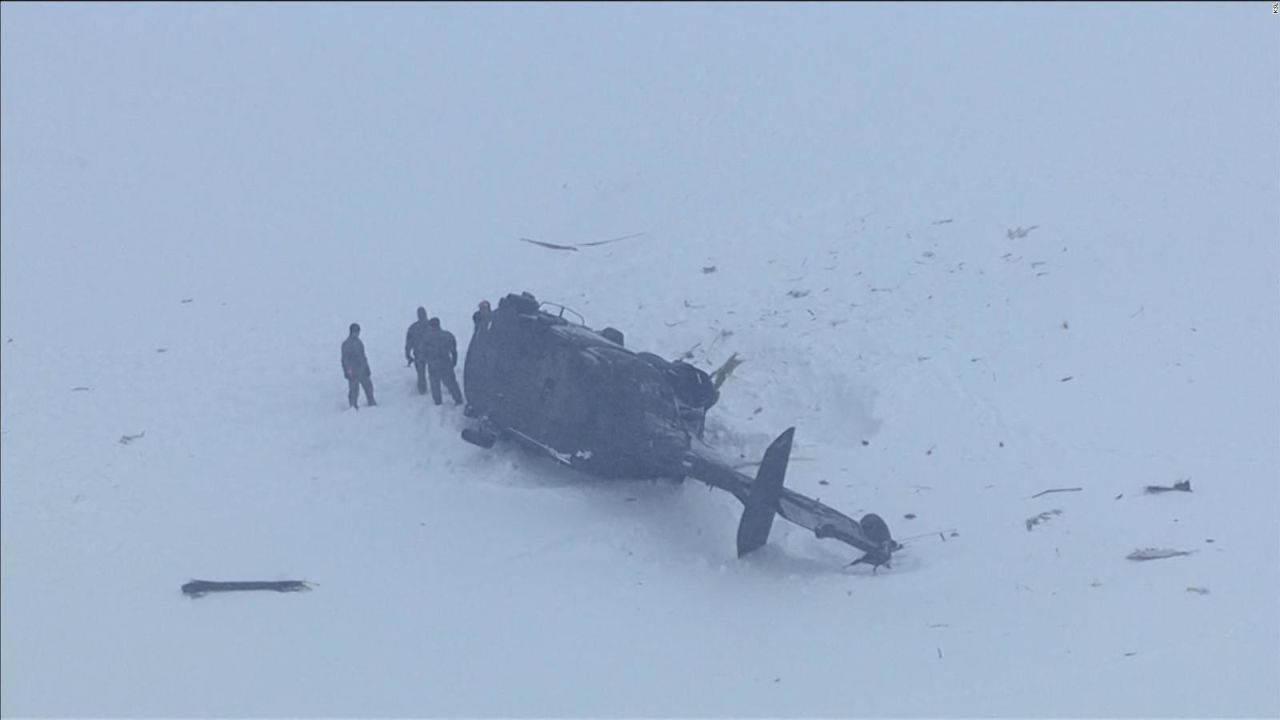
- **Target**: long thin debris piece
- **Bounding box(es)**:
[519,238,579,252]
[1126,548,1194,561]
[182,579,312,598]
[1145,479,1192,494]
[1030,487,1082,499]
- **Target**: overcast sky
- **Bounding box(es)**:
[3,2,1275,334]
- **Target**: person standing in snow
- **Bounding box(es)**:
[341,322,376,409]
[422,317,463,406]
[472,300,492,335]
[404,306,432,395]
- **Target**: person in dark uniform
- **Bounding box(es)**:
[472,300,492,334]
[341,322,376,409]
[405,306,431,395]
[422,317,463,406]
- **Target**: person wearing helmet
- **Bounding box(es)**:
[341,322,376,409]
[472,300,492,334]
[405,306,432,395]
[421,317,464,406]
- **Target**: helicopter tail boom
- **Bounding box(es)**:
[686,427,897,567]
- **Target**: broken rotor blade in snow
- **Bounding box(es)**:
[181,579,312,598]
[519,238,579,252]
[577,232,646,247]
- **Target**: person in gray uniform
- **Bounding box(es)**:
[341,322,376,409]
[472,300,492,334]
[422,317,463,406]
[405,306,431,395]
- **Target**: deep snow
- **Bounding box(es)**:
[2,3,1278,717]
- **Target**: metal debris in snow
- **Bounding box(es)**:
[1126,548,1195,561]
[1025,509,1062,531]
[1145,479,1192,494]
[181,579,312,598]
[709,353,744,390]
[1030,487,1082,499]
[119,431,146,445]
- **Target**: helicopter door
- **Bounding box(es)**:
[529,345,574,450]
[532,340,591,448]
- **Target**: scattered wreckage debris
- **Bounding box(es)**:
[1186,586,1210,595]
[1007,225,1039,239]
[71,386,91,392]
[182,579,312,598]
[1145,479,1192,494]
[678,342,702,360]
[1030,487,1082,499]
[709,352,745,390]
[1126,548,1195,561]
[1025,509,1062,531]
[118,431,145,445]
[702,265,717,274]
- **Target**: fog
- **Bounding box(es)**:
[3,3,1277,716]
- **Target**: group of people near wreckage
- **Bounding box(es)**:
[340,301,492,410]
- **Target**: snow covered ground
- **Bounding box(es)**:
[2,3,1277,717]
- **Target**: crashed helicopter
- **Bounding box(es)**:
[461,291,898,568]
